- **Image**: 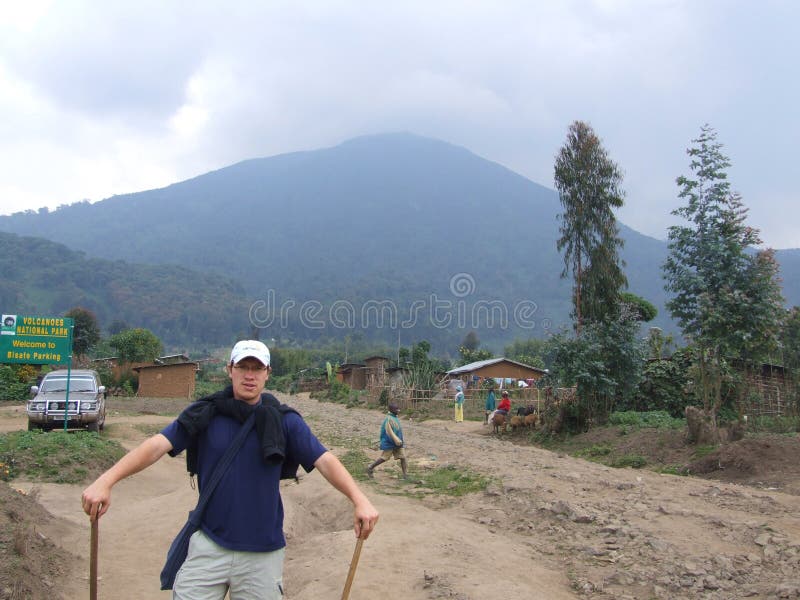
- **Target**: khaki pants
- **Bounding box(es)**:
[173,530,285,599]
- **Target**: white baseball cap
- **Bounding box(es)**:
[230,340,271,367]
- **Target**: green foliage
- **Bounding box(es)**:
[645,327,675,359]
[193,379,221,399]
[65,306,100,356]
[554,120,627,329]
[575,444,612,458]
[338,447,372,481]
[270,347,313,377]
[0,231,251,348]
[610,455,648,469]
[632,347,696,417]
[608,410,685,430]
[691,445,718,460]
[0,365,35,401]
[620,292,657,322]
[505,337,558,370]
[780,307,800,371]
[655,464,690,476]
[108,328,163,363]
[267,374,293,393]
[548,312,644,430]
[313,380,361,407]
[457,346,493,366]
[0,430,125,483]
[663,126,785,421]
[746,415,800,434]
[409,465,490,497]
[400,341,445,398]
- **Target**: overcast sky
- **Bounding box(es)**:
[1,1,798,248]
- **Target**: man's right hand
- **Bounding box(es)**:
[82,479,111,521]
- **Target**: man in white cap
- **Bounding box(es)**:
[82,340,379,599]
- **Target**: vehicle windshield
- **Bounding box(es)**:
[41,377,96,393]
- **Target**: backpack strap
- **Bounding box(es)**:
[189,412,255,525]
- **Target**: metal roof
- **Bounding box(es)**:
[446,357,547,376]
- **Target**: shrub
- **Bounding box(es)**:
[608,410,684,430]
[0,366,34,401]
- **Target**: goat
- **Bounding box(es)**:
[490,411,506,434]
[509,415,524,432]
[523,413,537,429]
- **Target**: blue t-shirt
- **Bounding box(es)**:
[161,410,326,552]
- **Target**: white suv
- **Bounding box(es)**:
[27,369,107,432]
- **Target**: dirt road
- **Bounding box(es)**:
[4,394,800,599]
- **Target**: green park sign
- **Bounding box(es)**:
[1,314,74,364]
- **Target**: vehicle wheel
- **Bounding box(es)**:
[28,420,39,431]
[87,421,99,433]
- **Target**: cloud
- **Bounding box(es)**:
[0,0,798,248]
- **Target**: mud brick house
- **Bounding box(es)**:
[133,361,198,398]
[336,362,367,390]
[336,356,392,391]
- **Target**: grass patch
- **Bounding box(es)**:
[655,464,690,476]
[610,454,648,469]
[609,410,685,430]
[691,445,718,460]
[339,447,372,482]
[0,430,125,484]
[410,464,490,496]
[575,444,612,459]
[746,415,800,434]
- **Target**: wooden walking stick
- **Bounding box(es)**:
[340,535,365,600]
[90,516,99,600]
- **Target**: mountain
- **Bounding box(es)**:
[1,133,797,352]
[0,231,252,347]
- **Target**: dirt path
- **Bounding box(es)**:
[4,395,800,599]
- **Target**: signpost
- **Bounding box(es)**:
[1,313,74,431]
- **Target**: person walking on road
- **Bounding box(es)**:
[367,403,407,479]
[81,340,379,599]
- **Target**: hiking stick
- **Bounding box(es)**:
[90,516,99,600]
[340,536,364,600]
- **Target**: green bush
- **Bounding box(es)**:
[267,374,293,393]
[311,380,360,406]
[746,415,800,434]
[0,365,34,401]
[608,410,684,429]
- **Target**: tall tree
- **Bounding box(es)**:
[554,121,627,332]
[108,328,163,363]
[65,307,100,357]
[663,125,785,435]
